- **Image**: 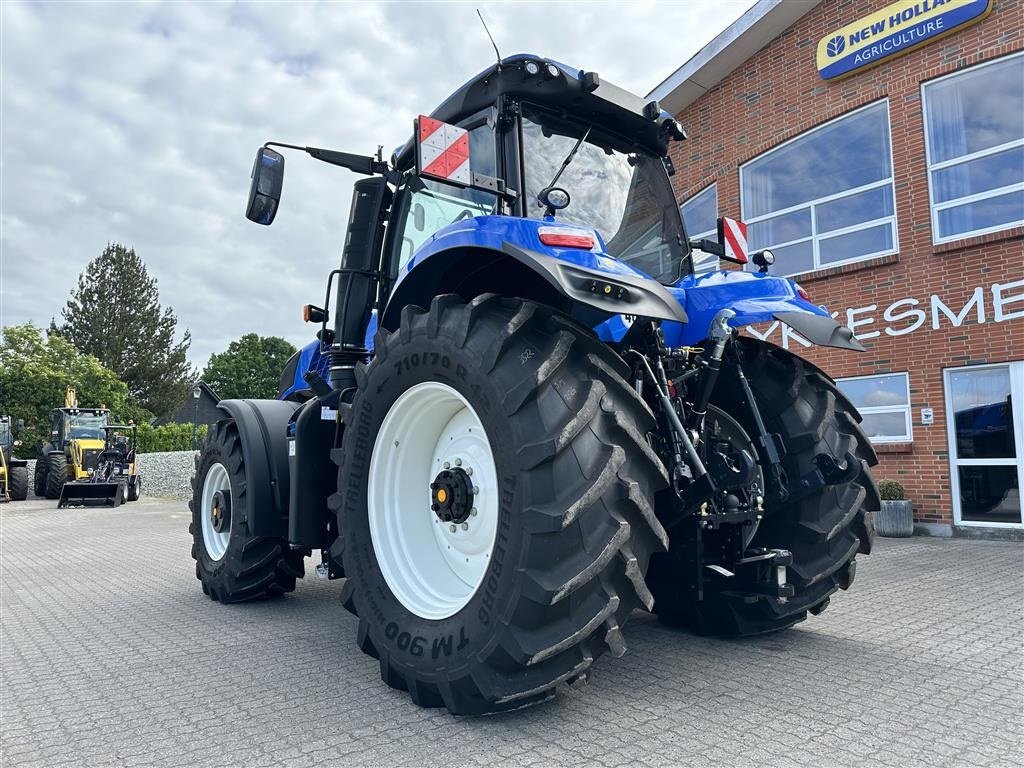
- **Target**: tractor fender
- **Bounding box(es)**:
[663,269,865,351]
[381,216,687,330]
[214,399,299,539]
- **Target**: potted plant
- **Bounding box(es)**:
[876,479,913,537]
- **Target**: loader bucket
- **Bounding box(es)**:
[58,481,125,508]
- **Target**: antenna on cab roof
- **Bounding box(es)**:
[476,9,501,68]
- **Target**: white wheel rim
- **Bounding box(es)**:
[200,463,232,561]
[368,382,499,620]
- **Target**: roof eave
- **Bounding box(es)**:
[647,0,818,114]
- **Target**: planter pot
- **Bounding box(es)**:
[877,499,914,537]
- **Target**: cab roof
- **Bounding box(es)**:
[393,54,674,170]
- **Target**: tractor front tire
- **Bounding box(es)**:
[127,476,141,502]
[9,466,28,501]
[334,295,669,715]
[44,454,67,500]
[189,420,305,602]
[648,338,878,636]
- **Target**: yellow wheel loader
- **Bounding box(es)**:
[36,388,122,503]
[58,424,140,508]
[0,416,29,502]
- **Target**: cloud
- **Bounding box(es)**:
[1,0,754,367]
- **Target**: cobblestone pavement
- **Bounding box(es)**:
[2,496,1022,767]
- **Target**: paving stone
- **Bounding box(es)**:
[1,496,1022,767]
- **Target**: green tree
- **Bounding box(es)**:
[53,243,194,417]
[0,324,142,458]
[202,334,297,400]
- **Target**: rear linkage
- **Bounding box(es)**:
[626,311,858,604]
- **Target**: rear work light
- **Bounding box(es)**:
[538,226,595,249]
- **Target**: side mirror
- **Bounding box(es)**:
[246,147,285,225]
[15,418,24,431]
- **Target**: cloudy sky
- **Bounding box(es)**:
[1,0,755,368]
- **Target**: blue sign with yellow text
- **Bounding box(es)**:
[816,0,994,80]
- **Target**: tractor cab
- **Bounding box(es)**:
[50,407,109,475]
[383,56,692,287]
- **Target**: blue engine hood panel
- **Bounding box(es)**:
[661,270,829,347]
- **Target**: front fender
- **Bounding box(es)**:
[663,270,864,351]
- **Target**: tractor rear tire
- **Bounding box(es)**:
[9,466,28,501]
[34,460,46,497]
[648,338,879,636]
[334,295,669,715]
[44,454,67,500]
[189,420,305,602]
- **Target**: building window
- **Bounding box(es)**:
[836,372,912,444]
[740,100,897,277]
[681,183,719,273]
[923,53,1024,244]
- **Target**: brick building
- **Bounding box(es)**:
[649,0,1023,535]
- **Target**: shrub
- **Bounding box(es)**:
[877,479,906,501]
[135,422,207,453]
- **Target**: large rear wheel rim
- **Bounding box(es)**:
[200,463,232,561]
[368,381,499,620]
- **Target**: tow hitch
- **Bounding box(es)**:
[680,519,795,602]
[714,548,795,602]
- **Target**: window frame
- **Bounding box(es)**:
[739,99,899,278]
[921,52,1024,245]
[680,183,720,274]
[680,182,718,241]
[836,372,913,444]
[944,361,1024,529]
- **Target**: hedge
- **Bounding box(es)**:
[135,422,207,454]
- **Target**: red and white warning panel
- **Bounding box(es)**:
[417,115,471,185]
[718,216,749,263]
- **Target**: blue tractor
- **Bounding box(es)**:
[190,56,879,715]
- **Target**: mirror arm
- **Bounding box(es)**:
[265,142,392,177]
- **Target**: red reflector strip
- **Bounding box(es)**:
[795,283,811,301]
[720,216,749,263]
[538,227,595,249]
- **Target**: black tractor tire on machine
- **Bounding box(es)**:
[127,476,141,502]
[334,294,670,715]
[44,453,68,500]
[33,459,46,497]
[647,338,879,636]
[9,466,29,501]
[189,420,305,602]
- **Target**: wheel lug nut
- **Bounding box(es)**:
[461,522,469,531]
[470,508,477,516]
[454,458,462,466]
[473,486,479,495]
[443,461,450,469]
[466,467,473,476]
[449,524,456,533]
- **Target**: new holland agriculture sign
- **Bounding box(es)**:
[816,0,994,80]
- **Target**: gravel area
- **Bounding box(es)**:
[23,451,197,500]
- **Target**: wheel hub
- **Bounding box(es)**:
[211,489,231,533]
[431,467,474,524]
